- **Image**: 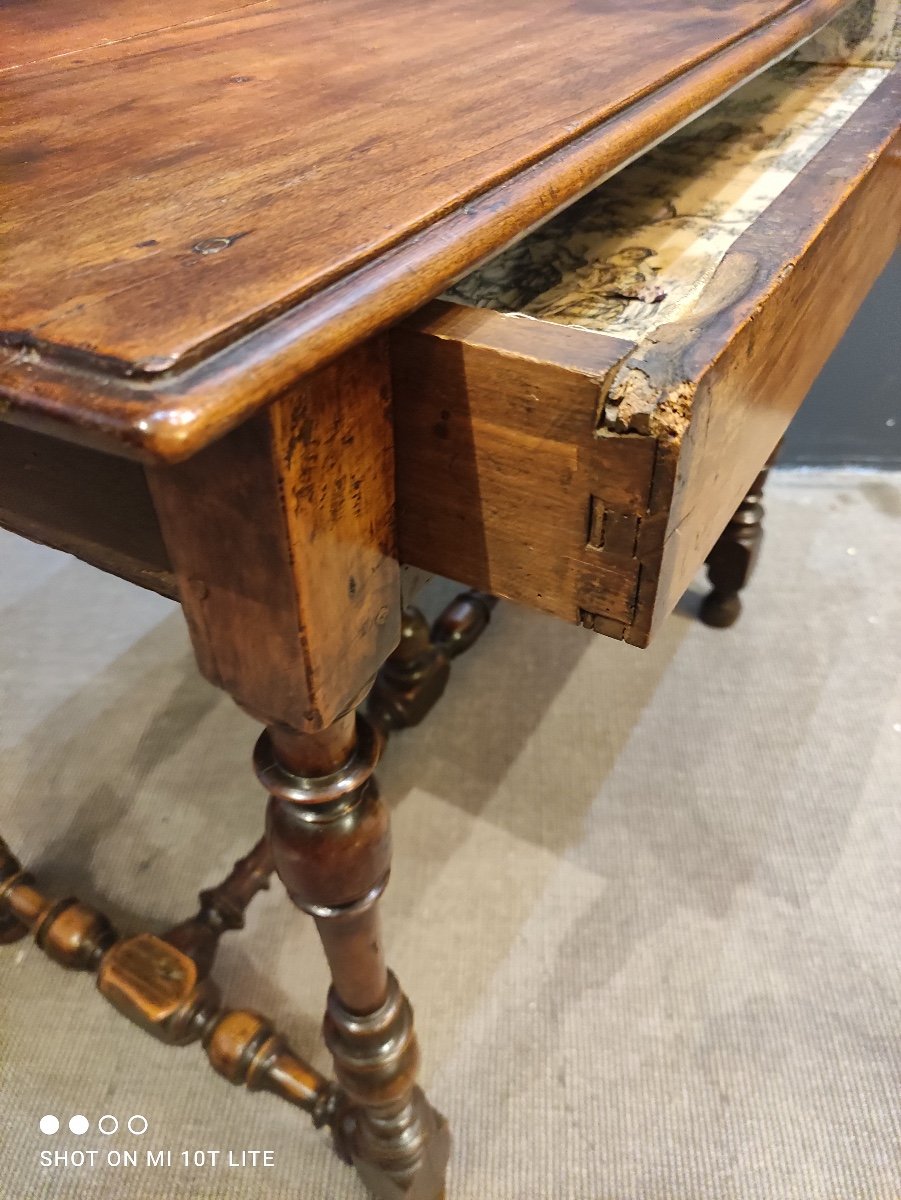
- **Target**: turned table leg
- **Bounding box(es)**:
[1,580,490,1188]
[369,590,497,731]
[700,440,782,628]
[256,709,449,1200]
[147,338,451,1195]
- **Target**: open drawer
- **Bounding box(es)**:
[390,59,901,647]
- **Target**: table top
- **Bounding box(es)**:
[0,0,852,459]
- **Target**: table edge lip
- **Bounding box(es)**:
[0,0,863,462]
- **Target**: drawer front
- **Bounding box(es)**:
[391,306,643,631]
[391,66,900,646]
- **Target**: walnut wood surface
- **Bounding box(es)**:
[262,712,449,1197]
[0,422,176,597]
[393,68,901,646]
[391,304,646,627]
[147,339,399,730]
[0,834,343,1134]
[623,65,901,644]
[1,0,255,69]
[0,0,853,461]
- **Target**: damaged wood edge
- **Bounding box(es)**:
[0,0,856,465]
[602,65,901,446]
[399,67,900,650]
[592,230,850,647]
[601,250,762,440]
[570,295,689,643]
[596,69,901,645]
[557,341,655,637]
[577,254,763,646]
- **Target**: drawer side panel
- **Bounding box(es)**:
[391,310,662,629]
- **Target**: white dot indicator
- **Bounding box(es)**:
[98,1115,119,1135]
[127,1115,148,1136]
[39,1115,59,1135]
[69,1115,90,1136]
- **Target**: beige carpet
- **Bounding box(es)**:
[1,469,899,1200]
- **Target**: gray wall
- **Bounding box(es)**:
[781,251,900,467]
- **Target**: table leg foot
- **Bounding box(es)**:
[699,589,743,628]
[700,441,781,629]
[327,987,450,1200]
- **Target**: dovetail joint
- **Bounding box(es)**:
[585,495,641,558]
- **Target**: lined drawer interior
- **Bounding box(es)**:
[393,49,898,647]
[446,59,889,340]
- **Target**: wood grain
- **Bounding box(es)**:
[0,0,258,71]
[610,65,901,644]
[0,0,853,461]
[147,339,400,730]
[394,69,901,647]
[391,303,649,627]
[0,422,175,596]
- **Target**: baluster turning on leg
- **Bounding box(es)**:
[257,708,450,1200]
[700,442,781,628]
[369,590,497,732]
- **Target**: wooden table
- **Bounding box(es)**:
[1,2,899,1195]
